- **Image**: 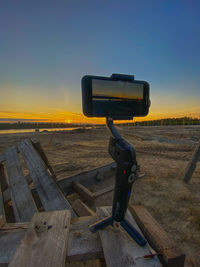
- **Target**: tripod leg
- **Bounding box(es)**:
[120,219,147,247]
[89,215,113,233]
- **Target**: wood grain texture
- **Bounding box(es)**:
[73,182,95,204]
[94,185,114,198]
[3,175,33,204]
[6,163,116,196]
[3,161,115,204]
[183,142,200,183]
[30,138,56,178]
[96,206,161,267]
[67,216,103,262]
[59,162,116,194]
[72,199,96,217]
[5,146,37,222]
[0,229,26,265]
[8,210,71,267]
[18,140,76,217]
[129,205,185,267]
[0,223,28,231]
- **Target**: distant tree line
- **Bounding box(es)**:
[132,117,200,126]
[0,122,86,130]
[0,117,199,130]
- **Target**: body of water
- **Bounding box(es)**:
[0,127,80,135]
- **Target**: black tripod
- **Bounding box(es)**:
[89,118,146,247]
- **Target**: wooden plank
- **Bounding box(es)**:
[67,216,103,262]
[73,181,95,204]
[0,223,28,231]
[94,185,114,198]
[5,146,37,222]
[18,140,76,217]
[2,175,32,204]
[3,162,115,204]
[183,142,200,183]
[59,162,116,193]
[30,138,56,178]
[0,229,26,265]
[96,206,161,267]
[129,205,185,267]
[72,199,96,216]
[8,210,71,267]
[67,193,79,204]
[70,201,104,266]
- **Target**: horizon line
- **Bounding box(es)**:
[0,116,200,124]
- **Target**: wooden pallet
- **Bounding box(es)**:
[0,139,185,267]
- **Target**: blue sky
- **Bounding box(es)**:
[0,0,200,121]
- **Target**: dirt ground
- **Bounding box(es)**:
[0,125,199,266]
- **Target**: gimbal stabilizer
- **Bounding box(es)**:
[89,117,147,247]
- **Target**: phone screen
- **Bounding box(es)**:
[92,79,144,101]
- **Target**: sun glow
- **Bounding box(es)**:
[0,106,199,124]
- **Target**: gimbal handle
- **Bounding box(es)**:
[106,118,138,221]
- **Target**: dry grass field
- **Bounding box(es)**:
[0,125,199,266]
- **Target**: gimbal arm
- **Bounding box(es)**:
[106,117,123,140]
[106,118,138,221]
[89,118,146,247]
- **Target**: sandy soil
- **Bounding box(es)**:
[0,125,200,266]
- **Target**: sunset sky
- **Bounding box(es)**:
[0,0,200,123]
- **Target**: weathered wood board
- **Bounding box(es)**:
[30,138,56,178]
[18,140,76,217]
[0,229,26,265]
[183,141,200,183]
[94,185,114,198]
[3,162,116,204]
[73,181,95,204]
[0,218,103,265]
[59,162,116,193]
[72,199,96,217]
[96,206,161,267]
[5,147,37,222]
[1,223,28,231]
[129,205,185,267]
[67,216,103,262]
[8,210,71,267]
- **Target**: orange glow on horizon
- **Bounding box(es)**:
[0,109,200,124]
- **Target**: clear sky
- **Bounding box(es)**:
[0,0,200,123]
